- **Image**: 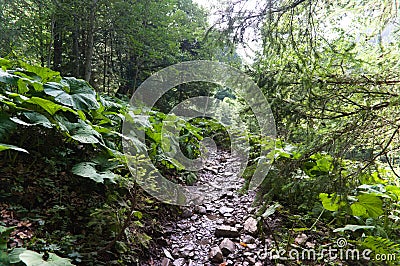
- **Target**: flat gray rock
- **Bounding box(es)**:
[215,225,240,238]
[219,238,236,255]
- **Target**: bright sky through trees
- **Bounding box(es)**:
[193,0,260,63]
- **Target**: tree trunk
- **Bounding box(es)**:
[102,34,108,93]
[47,16,54,68]
[53,18,63,71]
[72,14,80,77]
[84,0,98,82]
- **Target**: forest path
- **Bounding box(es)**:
[143,150,274,266]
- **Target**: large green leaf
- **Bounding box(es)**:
[16,77,44,93]
[72,162,116,183]
[319,193,342,211]
[27,97,74,115]
[8,248,26,263]
[333,224,375,232]
[350,193,383,218]
[0,69,18,85]
[19,61,61,83]
[385,185,400,200]
[55,116,102,144]
[44,77,99,111]
[19,250,74,266]
[70,125,100,144]
[10,111,53,128]
[23,112,53,128]
[0,144,29,153]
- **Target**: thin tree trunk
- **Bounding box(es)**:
[38,3,45,67]
[102,35,107,93]
[47,16,54,68]
[53,18,63,71]
[129,64,139,96]
[108,31,113,95]
[72,14,80,77]
[84,0,98,82]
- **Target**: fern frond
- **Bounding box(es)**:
[362,236,400,263]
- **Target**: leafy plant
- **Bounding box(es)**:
[361,236,400,264]
[17,249,75,266]
[0,225,16,264]
[0,225,74,266]
[0,59,192,264]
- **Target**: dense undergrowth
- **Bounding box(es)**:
[2,0,400,265]
[1,57,400,265]
[249,138,400,265]
[0,58,230,265]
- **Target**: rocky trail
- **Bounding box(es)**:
[143,150,275,266]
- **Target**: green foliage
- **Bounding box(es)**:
[19,250,75,266]
[72,162,117,184]
[350,194,384,218]
[0,226,74,266]
[8,248,26,264]
[43,78,100,111]
[0,59,118,161]
[0,57,208,183]
[0,0,223,95]
[3,0,400,264]
[0,144,28,153]
[256,137,400,258]
[0,59,209,264]
[361,236,400,260]
[0,225,15,251]
[319,193,343,212]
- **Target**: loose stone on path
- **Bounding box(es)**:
[147,150,271,265]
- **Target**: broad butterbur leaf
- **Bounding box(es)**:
[8,248,26,263]
[350,193,383,218]
[44,77,99,111]
[319,193,341,211]
[55,116,102,144]
[19,61,61,83]
[333,224,375,232]
[0,143,29,153]
[72,162,116,183]
[27,97,74,115]
[23,112,53,128]
[0,69,18,85]
[19,250,74,266]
